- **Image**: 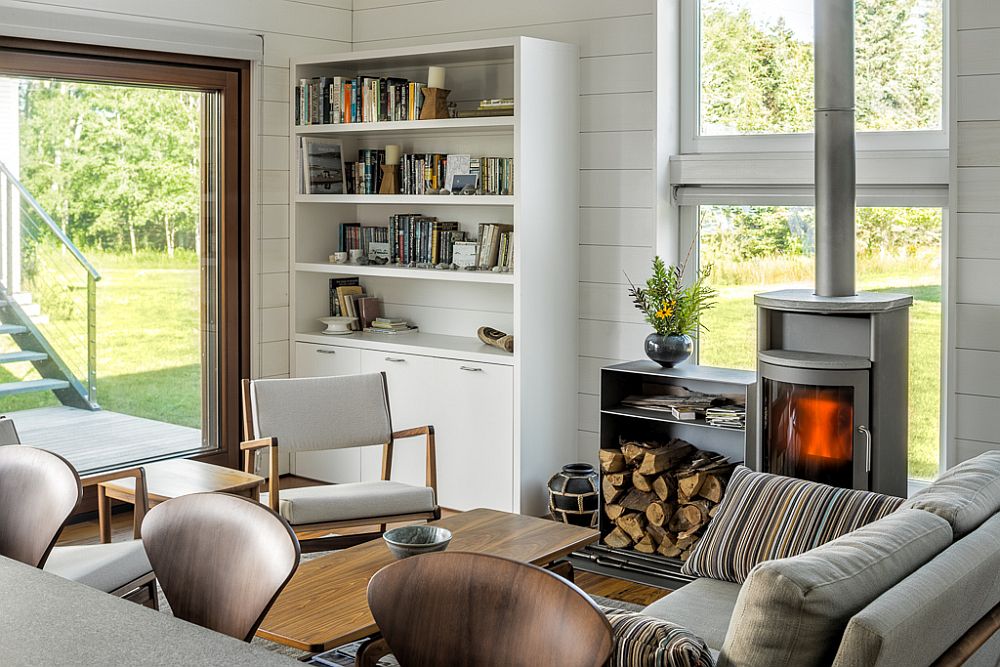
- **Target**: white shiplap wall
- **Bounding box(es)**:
[952,1,1000,463]
[352,0,660,463]
[2,0,353,381]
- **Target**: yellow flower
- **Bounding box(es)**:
[655,303,674,319]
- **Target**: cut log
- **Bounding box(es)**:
[679,550,693,562]
[675,534,699,551]
[599,449,626,473]
[605,472,628,487]
[605,503,625,521]
[687,500,714,523]
[632,471,655,492]
[602,476,625,504]
[634,534,656,554]
[647,522,669,546]
[645,501,673,527]
[620,488,658,512]
[617,513,647,541]
[636,442,695,476]
[657,540,682,558]
[652,475,676,502]
[698,474,724,503]
[678,472,705,499]
[668,504,705,534]
[621,441,648,465]
[604,527,633,549]
[708,505,721,518]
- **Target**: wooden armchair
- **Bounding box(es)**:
[241,373,440,551]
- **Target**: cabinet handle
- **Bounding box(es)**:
[858,425,872,472]
[385,357,406,363]
[316,349,336,355]
[459,366,483,372]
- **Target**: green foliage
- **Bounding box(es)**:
[700,0,943,135]
[18,80,201,255]
[627,256,717,337]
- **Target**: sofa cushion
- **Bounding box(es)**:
[831,511,1000,667]
[261,480,436,525]
[601,609,715,667]
[642,578,742,651]
[717,509,952,667]
[899,451,1000,538]
[682,466,905,583]
[43,540,152,593]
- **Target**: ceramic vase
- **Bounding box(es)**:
[645,333,693,368]
[547,463,600,528]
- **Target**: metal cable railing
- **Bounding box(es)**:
[0,159,100,406]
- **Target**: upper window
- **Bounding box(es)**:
[697,0,944,137]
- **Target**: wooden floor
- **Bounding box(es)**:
[5,406,202,473]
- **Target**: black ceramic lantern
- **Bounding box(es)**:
[547,463,600,528]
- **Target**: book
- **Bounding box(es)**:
[335,285,365,328]
[364,325,418,335]
[301,138,345,195]
[328,277,360,316]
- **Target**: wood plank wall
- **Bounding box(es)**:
[352,0,659,464]
[953,1,1000,463]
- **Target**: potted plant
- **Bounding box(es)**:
[626,255,716,367]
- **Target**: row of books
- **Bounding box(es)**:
[327,278,418,335]
[398,154,513,196]
[296,76,427,126]
[346,149,386,195]
[476,223,514,271]
[340,217,468,266]
[340,224,390,257]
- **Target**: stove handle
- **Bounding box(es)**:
[858,425,872,472]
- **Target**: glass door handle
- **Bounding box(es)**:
[858,425,872,472]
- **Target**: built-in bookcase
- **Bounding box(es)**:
[287,37,579,516]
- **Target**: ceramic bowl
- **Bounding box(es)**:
[318,316,357,335]
[382,525,452,560]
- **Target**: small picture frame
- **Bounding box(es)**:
[450,174,478,194]
[302,137,345,194]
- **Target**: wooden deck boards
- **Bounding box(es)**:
[3,406,202,472]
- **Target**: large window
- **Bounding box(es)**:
[695,205,942,479]
[690,0,944,146]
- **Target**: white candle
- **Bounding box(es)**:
[427,66,446,90]
[384,144,400,165]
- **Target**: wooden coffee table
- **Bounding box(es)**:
[98,458,264,541]
[257,508,600,653]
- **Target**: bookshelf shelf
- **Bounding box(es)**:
[294,194,514,206]
[294,116,514,136]
[296,262,515,284]
[288,37,578,517]
[601,406,746,433]
[296,330,514,366]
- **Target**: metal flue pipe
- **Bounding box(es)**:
[814,0,856,297]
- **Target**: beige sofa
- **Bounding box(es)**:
[639,452,1000,667]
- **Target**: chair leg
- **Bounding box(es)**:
[357,636,391,667]
[546,559,575,583]
[146,579,159,610]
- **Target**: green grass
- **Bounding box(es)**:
[0,249,201,428]
[699,253,941,479]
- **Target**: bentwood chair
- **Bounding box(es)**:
[141,492,301,642]
[0,445,81,568]
[0,416,158,607]
[365,552,614,667]
[241,373,440,551]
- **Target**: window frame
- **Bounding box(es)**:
[680,0,951,155]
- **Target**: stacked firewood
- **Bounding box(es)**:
[600,437,735,561]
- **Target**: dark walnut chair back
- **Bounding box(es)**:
[141,492,300,641]
[367,551,613,667]
[0,445,82,568]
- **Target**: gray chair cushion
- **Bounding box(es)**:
[832,511,1000,667]
[899,450,1000,538]
[682,466,904,584]
[642,578,742,651]
[261,481,436,525]
[44,540,152,593]
[717,509,952,667]
[251,374,393,452]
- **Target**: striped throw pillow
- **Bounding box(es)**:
[681,466,905,584]
[602,609,715,667]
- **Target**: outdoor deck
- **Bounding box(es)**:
[5,406,202,472]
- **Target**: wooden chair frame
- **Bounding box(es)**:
[240,378,441,551]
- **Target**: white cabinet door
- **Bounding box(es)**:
[359,350,436,488]
[291,343,362,483]
[433,359,514,512]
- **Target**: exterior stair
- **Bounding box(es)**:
[0,378,70,399]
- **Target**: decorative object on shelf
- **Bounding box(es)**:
[382,525,452,559]
[419,66,450,120]
[300,138,345,194]
[331,252,348,264]
[318,316,357,335]
[478,326,514,353]
[348,249,365,263]
[379,144,401,195]
[453,241,479,269]
[626,255,716,368]
[547,463,600,528]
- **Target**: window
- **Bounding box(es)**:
[694,204,942,479]
[687,0,945,149]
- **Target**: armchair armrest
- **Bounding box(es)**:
[82,467,148,543]
[387,425,437,496]
[240,437,279,512]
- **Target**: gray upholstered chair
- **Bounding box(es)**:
[241,373,440,551]
[0,415,158,607]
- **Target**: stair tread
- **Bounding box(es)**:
[0,378,70,397]
[0,324,27,335]
[0,351,48,363]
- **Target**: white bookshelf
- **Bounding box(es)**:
[287,37,579,516]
